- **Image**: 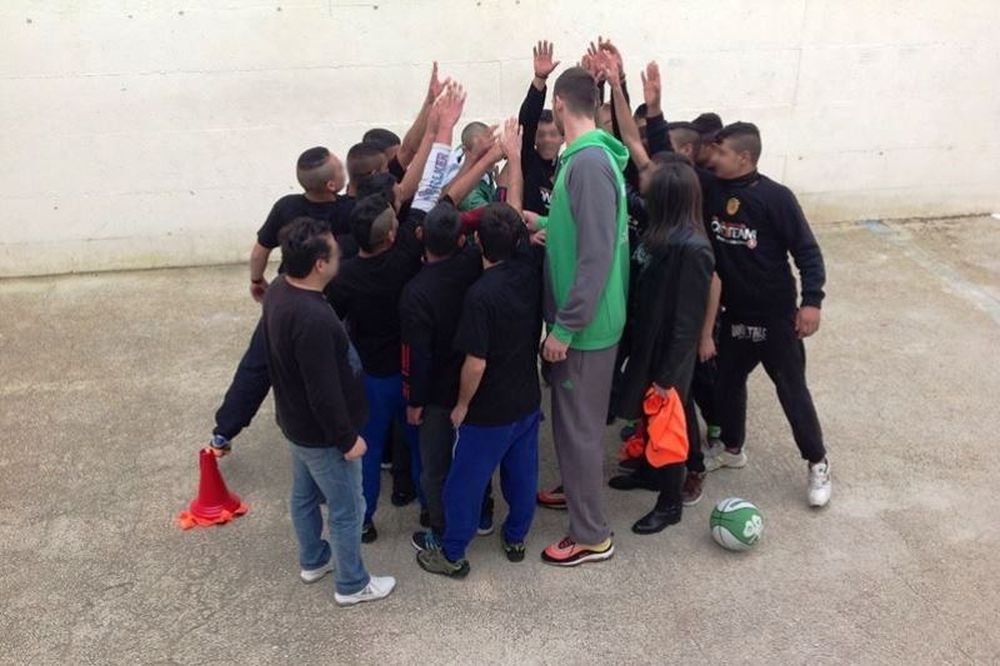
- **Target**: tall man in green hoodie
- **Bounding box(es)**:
[531,67,630,567]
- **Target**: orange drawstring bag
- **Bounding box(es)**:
[642,387,689,468]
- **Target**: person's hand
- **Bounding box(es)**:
[541,333,569,363]
[530,229,547,247]
[595,50,621,90]
[582,43,604,83]
[641,61,662,116]
[522,210,541,231]
[450,403,469,429]
[499,117,523,161]
[435,82,466,130]
[651,382,669,398]
[345,435,367,461]
[698,335,717,363]
[533,40,560,80]
[406,406,424,426]
[795,306,822,338]
[250,277,268,303]
[426,61,450,103]
[597,36,624,74]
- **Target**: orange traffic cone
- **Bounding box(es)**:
[178,449,248,529]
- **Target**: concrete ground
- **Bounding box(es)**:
[1,216,998,665]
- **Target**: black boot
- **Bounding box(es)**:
[631,503,682,535]
[608,472,658,491]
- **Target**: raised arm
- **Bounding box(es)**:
[642,61,671,156]
[397,62,450,168]
[398,83,466,204]
[600,52,650,171]
[498,117,524,214]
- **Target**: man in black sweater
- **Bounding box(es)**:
[518,40,564,215]
[704,122,832,508]
[258,218,395,606]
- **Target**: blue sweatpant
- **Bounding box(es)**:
[361,373,424,524]
[442,410,540,562]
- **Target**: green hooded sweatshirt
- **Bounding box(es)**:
[537,129,630,350]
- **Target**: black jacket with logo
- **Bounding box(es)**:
[703,171,825,318]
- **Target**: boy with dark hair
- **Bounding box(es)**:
[207,146,356,456]
[691,112,724,169]
[363,128,401,163]
[519,40,564,215]
[255,217,395,606]
[417,202,544,578]
[705,121,832,507]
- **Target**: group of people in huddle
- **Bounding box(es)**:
[205,38,831,606]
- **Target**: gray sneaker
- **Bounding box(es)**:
[416,548,470,578]
[704,442,748,472]
[333,575,396,607]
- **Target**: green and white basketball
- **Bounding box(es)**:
[710,497,764,551]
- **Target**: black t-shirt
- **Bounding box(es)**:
[257,194,358,261]
[518,84,557,215]
[453,241,543,426]
[702,171,826,318]
[262,277,367,453]
[400,244,483,409]
[324,209,425,377]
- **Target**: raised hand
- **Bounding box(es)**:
[583,42,604,82]
[499,117,523,161]
[595,49,621,89]
[640,61,662,115]
[533,40,560,80]
[427,61,450,102]
[435,82,466,130]
[597,36,624,74]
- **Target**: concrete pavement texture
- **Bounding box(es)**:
[1,216,998,665]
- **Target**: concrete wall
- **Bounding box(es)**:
[1,0,998,277]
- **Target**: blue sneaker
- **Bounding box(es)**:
[411,530,441,552]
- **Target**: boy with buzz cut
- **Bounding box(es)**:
[417,203,544,578]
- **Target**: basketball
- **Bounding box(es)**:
[710,497,764,551]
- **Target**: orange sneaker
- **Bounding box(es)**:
[541,536,615,567]
[536,485,567,510]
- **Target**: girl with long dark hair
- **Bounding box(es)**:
[612,155,715,534]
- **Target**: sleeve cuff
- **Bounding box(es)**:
[550,323,575,345]
[801,297,823,309]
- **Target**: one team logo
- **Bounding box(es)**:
[711,217,758,250]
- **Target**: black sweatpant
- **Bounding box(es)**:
[419,405,492,536]
[716,313,825,463]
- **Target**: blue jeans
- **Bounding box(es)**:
[360,373,423,524]
[288,442,370,596]
[442,410,540,562]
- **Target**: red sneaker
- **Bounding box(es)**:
[541,536,615,567]
[681,471,706,506]
[536,485,567,510]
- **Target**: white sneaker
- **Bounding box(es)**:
[704,442,748,472]
[808,459,832,507]
[300,561,334,584]
[334,575,396,607]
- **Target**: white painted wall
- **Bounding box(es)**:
[1,0,998,277]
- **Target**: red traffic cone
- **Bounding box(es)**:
[178,449,248,529]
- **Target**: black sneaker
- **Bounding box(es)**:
[631,504,682,535]
[391,489,417,507]
[502,539,526,563]
[411,530,441,552]
[416,548,470,578]
[361,522,378,544]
